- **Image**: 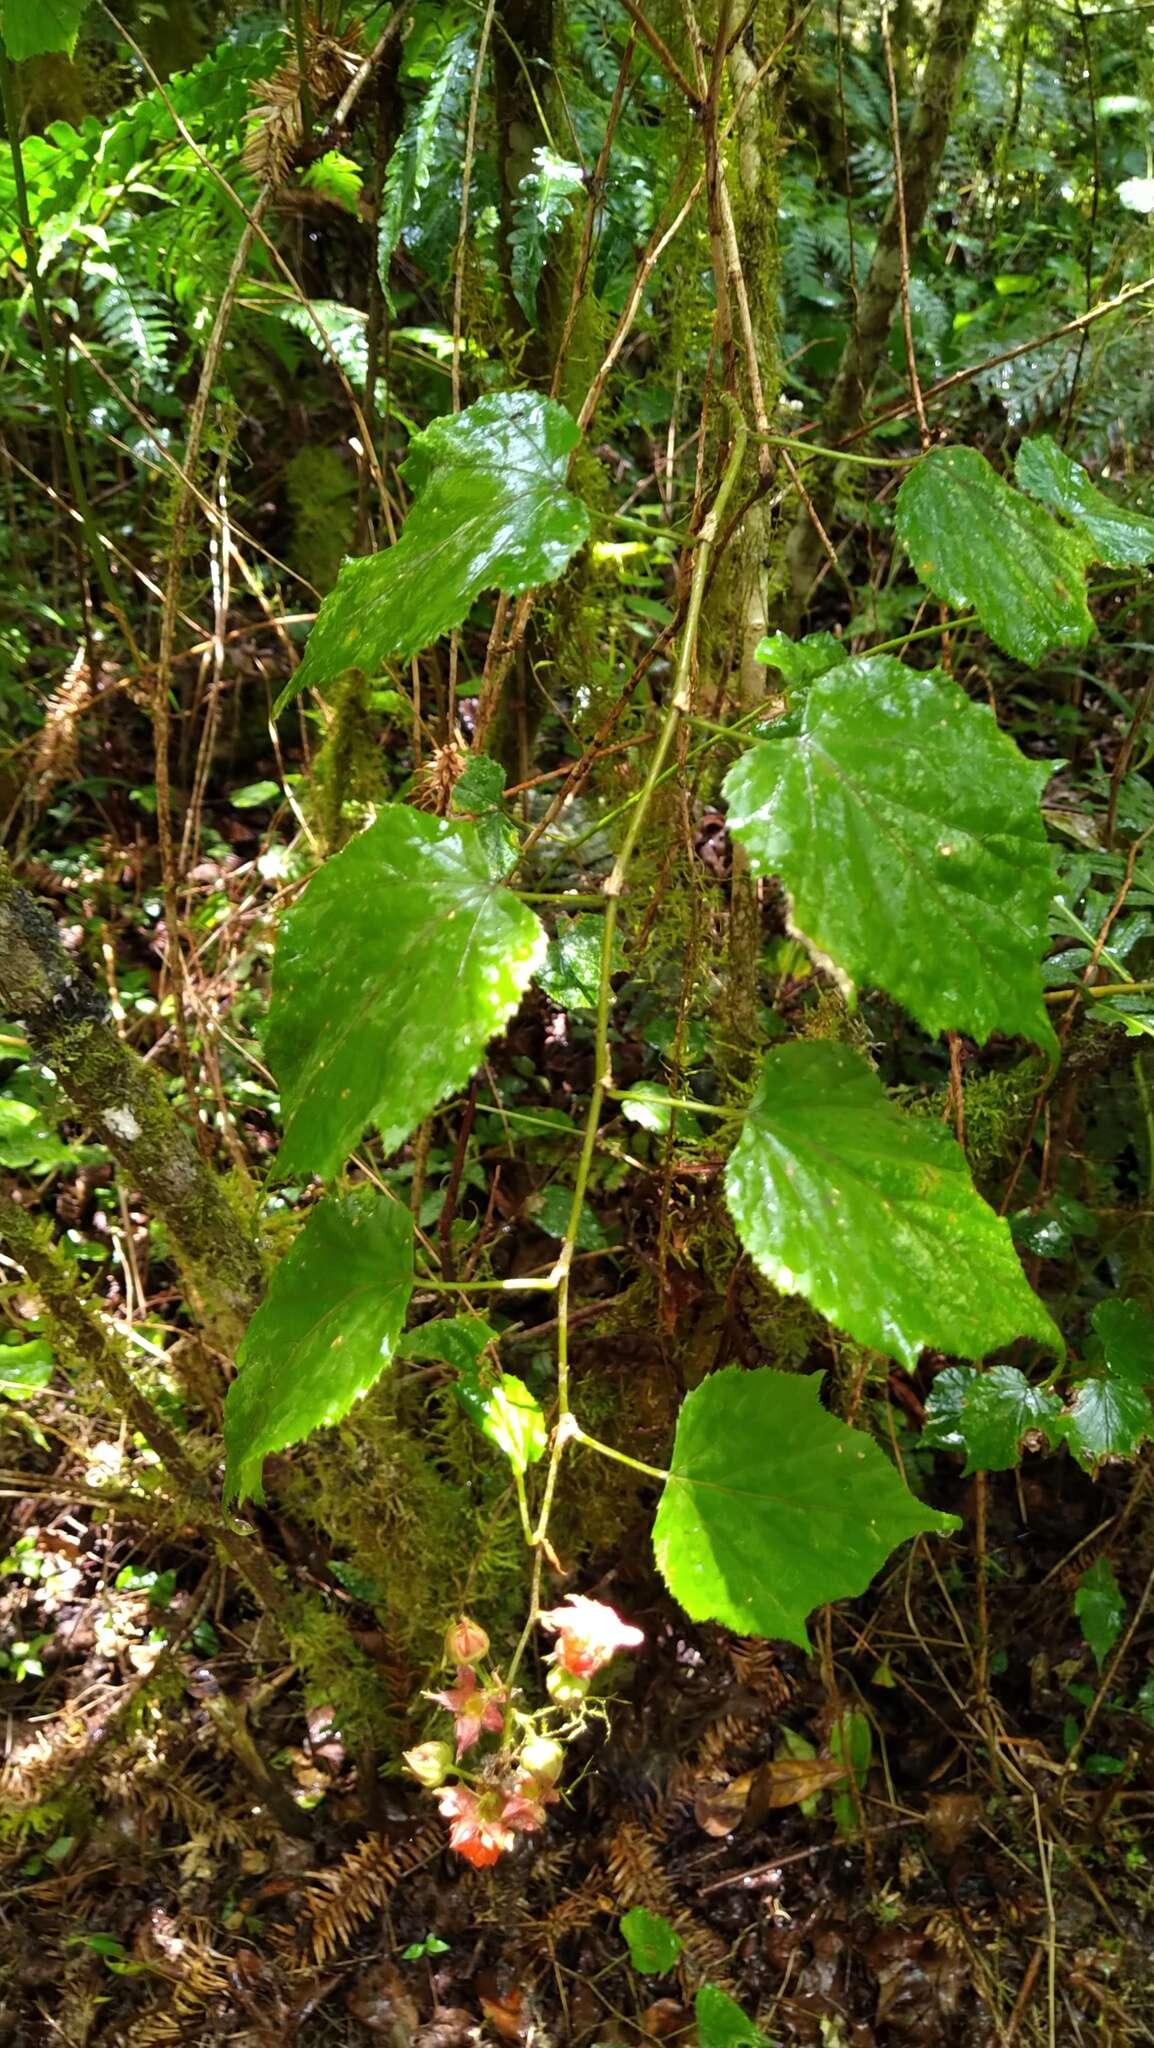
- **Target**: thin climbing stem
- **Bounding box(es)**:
[527,409,749,1556]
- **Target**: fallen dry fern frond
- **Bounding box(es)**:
[289,1825,442,1966]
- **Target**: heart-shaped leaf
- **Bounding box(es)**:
[286,392,590,702]
[725,1044,1059,1370]
[653,1366,958,1649]
[266,807,546,1179]
[723,656,1056,1051]
[224,1192,413,1503]
[895,444,1093,663]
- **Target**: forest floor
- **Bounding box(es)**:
[3,1230,1154,2044]
[1,656,1153,2048]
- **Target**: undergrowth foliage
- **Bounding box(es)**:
[2,0,1154,2032]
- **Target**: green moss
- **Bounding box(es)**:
[897,1055,1047,1186]
[285,445,357,595]
[309,667,384,853]
[282,1589,395,1748]
[276,1376,529,1707]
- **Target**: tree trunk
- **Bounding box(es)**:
[783,0,982,613]
[0,859,263,1331]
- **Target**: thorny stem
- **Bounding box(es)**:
[502,405,750,1703]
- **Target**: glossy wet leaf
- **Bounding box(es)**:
[402,1315,496,1375]
[725,1045,1059,1370]
[267,807,546,1180]
[895,445,1094,663]
[1058,1374,1154,1471]
[653,1366,958,1650]
[1016,436,1154,568]
[1075,1557,1125,1670]
[620,1908,682,1976]
[724,656,1056,1051]
[694,1983,774,2047]
[537,914,607,1010]
[287,393,590,702]
[1,0,86,59]
[753,629,847,687]
[922,1363,1062,1473]
[0,1340,54,1395]
[223,1193,413,1503]
[1091,1298,1154,1385]
[456,1369,546,1475]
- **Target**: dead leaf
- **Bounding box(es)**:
[479,1988,524,2044]
[695,1756,848,1835]
[346,1960,420,2038]
[924,1791,981,1857]
[637,1998,689,2038]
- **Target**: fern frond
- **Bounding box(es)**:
[510,146,585,320]
[91,270,173,381]
[289,1825,442,1966]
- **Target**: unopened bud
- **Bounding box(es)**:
[520,1733,565,1783]
[546,1665,588,1707]
[445,1616,490,1665]
[403,1740,453,1788]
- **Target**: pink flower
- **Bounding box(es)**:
[426,1664,506,1757]
[538,1594,644,1679]
[500,1787,550,1834]
[437,1783,514,1868]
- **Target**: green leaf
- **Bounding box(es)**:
[0,1098,77,1171]
[694,1983,773,2048]
[652,1366,958,1650]
[537,914,607,1010]
[895,445,1094,663]
[266,808,546,1179]
[922,1364,1063,1473]
[452,754,506,813]
[620,1907,683,1976]
[286,395,590,703]
[1091,1298,1154,1385]
[0,1340,54,1395]
[533,1182,607,1248]
[510,146,585,320]
[754,629,847,687]
[457,1370,546,1475]
[1,0,86,59]
[1058,1375,1154,1473]
[223,1193,413,1503]
[829,1708,873,1839]
[725,1045,1059,1370]
[230,779,280,809]
[402,1316,496,1374]
[723,656,1056,1051]
[1075,1557,1125,1670]
[1016,436,1154,569]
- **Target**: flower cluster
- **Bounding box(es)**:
[405,1599,642,1868]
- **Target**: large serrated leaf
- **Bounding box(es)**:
[1,0,85,59]
[266,807,546,1180]
[223,1193,413,1504]
[895,445,1093,663]
[723,656,1056,1051]
[286,393,590,702]
[725,1045,1060,1370]
[1016,436,1154,569]
[652,1367,958,1649]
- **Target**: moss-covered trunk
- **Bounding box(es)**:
[0,860,263,1332]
